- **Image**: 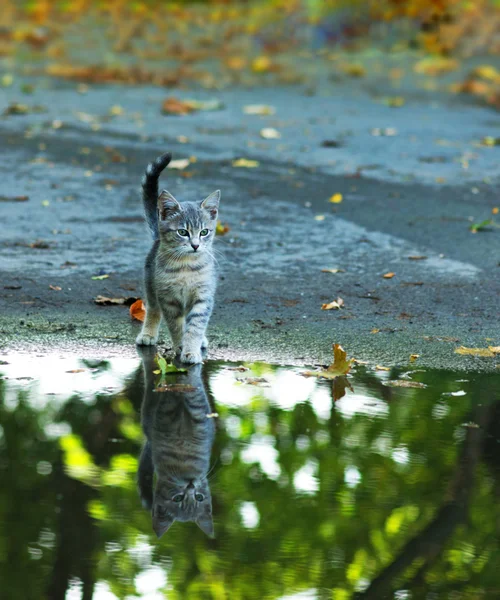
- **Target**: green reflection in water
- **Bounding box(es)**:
[0,353,499,600]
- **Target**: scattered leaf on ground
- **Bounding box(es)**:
[243,104,276,115]
[66,369,86,373]
[381,96,405,107]
[455,346,495,357]
[130,299,145,322]
[216,221,230,235]
[493,207,499,215]
[322,297,344,310]
[321,268,345,274]
[260,127,281,139]
[408,255,427,260]
[184,98,224,111]
[49,285,61,291]
[226,366,249,372]
[371,329,380,334]
[302,344,354,379]
[232,158,259,168]
[340,63,366,77]
[92,274,109,280]
[385,380,427,389]
[414,57,458,76]
[470,219,493,233]
[481,136,500,146]
[376,365,390,371]
[329,193,343,204]
[251,56,272,73]
[314,215,325,221]
[0,195,29,202]
[489,346,500,354]
[94,296,138,306]
[383,272,395,279]
[168,158,190,170]
[161,97,194,115]
[154,384,197,393]
[409,354,420,362]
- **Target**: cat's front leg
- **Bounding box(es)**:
[160,299,185,354]
[180,300,212,364]
[136,307,161,346]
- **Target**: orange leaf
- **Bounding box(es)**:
[130,299,145,322]
[161,97,194,116]
[383,272,395,279]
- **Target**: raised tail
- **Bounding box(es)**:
[141,152,172,239]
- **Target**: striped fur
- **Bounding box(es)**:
[137,152,220,363]
[137,347,215,538]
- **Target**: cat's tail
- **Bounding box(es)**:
[141,152,172,239]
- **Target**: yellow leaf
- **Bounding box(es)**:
[329,193,343,204]
[409,354,419,362]
[376,365,390,371]
[454,346,495,357]
[321,268,345,274]
[492,207,499,215]
[472,65,500,81]
[252,56,272,73]
[216,221,230,236]
[383,272,395,279]
[302,343,354,379]
[321,297,344,310]
[489,346,500,354]
[243,104,276,115]
[340,63,366,77]
[371,329,380,334]
[314,215,325,221]
[414,57,458,76]
[232,158,259,168]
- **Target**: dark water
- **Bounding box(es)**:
[1,351,499,600]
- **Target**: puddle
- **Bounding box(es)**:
[1,351,500,599]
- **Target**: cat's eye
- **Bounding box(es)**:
[200,229,209,237]
[195,493,204,502]
[172,494,184,503]
[177,229,189,237]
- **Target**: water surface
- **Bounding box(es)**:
[1,352,499,600]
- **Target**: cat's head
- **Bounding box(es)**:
[157,190,220,256]
[152,477,214,538]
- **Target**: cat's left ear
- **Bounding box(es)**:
[152,512,175,539]
[196,514,214,538]
[200,190,220,220]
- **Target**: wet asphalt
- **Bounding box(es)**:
[0,71,499,370]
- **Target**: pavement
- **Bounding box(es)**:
[0,63,499,371]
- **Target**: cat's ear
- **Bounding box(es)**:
[200,190,220,220]
[196,514,214,538]
[152,511,175,539]
[158,190,181,220]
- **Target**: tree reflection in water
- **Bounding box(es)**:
[0,354,499,599]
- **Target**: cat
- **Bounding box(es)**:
[137,346,215,538]
[136,152,220,364]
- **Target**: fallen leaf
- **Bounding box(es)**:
[243,104,276,115]
[0,195,29,202]
[302,343,354,379]
[414,57,458,76]
[493,207,499,215]
[130,299,145,322]
[314,215,325,221]
[168,158,190,170]
[470,219,493,233]
[251,56,272,73]
[216,221,230,235]
[371,329,380,334]
[376,365,391,371]
[321,268,345,274]
[329,193,343,204]
[92,274,109,280]
[454,346,495,357]
[385,380,427,389]
[471,65,500,81]
[340,63,366,77]
[109,104,124,116]
[226,366,249,372]
[260,127,281,139]
[154,384,197,393]
[184,98,224,111]
[232,158,259,168]
[408,255,427,260]
[321,140,342,148]
[481,136,500,147]
[322,297,344,310]
[49,285,62,291]
[381,96,405,107]
[94,296,138,306]
[155,354,187,377]
[409,354,420,362]
[161,97,194,115]
[489,346,500,354]
[383,272,395,279]
[66,369,86,373]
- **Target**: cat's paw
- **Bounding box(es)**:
[179,349,203,364]
[136,332,158,346]
[201,336,209,352]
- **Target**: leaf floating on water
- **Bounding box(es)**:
[232,158,260,168]
[302,343,354,379]
[154,384,197,393]
[454,346,495,357]
[226,366,250,372]
[155,354,187,377]
[236,377,269,386]
[329,193,343,204]
[242,104,276,115]
[408,255,428,260]
[130,299,145,322]
[332,376,353,401]
[321,268,345,274]
[321,298,344,310]
[470,219,493,233]
[385,380,427,389]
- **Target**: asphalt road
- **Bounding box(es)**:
[1,72,499,370]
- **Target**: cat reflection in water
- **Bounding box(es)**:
[137,347,215,538]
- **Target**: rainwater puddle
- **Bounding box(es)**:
[1,350,499,600]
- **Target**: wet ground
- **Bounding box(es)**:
[0,62,499,371]
[1,350,500,599]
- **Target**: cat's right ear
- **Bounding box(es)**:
[152,511,175,539]
[158,190,181,220]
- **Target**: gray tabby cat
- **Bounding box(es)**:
[136,152,220,364]
[137,346,215,538]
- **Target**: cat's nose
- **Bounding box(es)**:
[191,243,199,251]
[187,481,195,489]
